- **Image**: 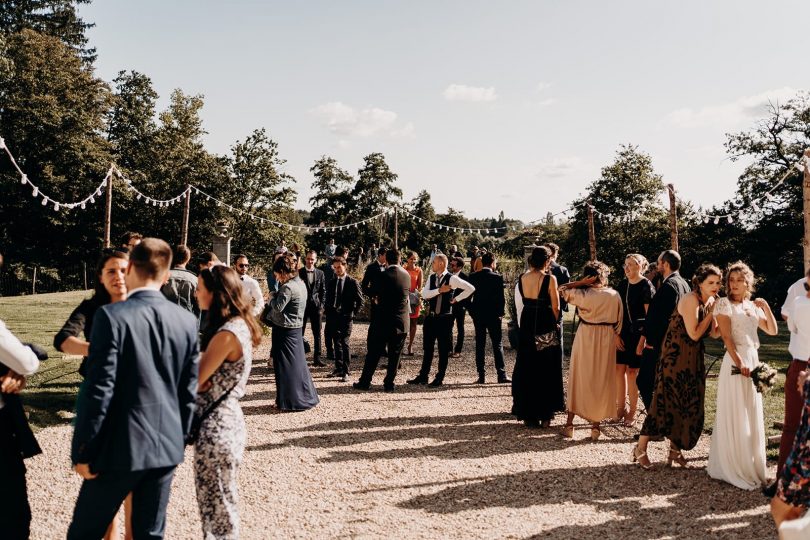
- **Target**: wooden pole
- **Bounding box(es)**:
[803,151,810,274]
[103,171,113,248]
[668,183,679,251]
[83,262,87,290]
[587,199,597,261]
[181,186,191,246]
[394,206,399,250]
[32,266,37,295]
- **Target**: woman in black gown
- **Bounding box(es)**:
[511,246,564,428]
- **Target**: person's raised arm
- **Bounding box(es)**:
[754,298,778,336]
[269,282,293,312]
[514,280,524,328]
[0,321,40,376]
[422,275,440,299]
[678,293,715,342]
[449,274,475,303]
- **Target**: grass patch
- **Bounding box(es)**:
[0,290,90,430]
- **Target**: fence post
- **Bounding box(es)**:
[83,262,88,290]
[32,266,37,295]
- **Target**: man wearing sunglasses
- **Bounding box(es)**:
[233,254,264,317]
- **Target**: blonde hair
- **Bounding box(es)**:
[625,253,649,274]
[725,261,755,301]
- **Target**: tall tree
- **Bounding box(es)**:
[0,0,96,62]
[306,155,354,251]
[351,152,402,248]
[399,189,436,256]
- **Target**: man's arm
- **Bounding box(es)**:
[317,272,327,309]
[495,275,505,318]
[352,279,365,313]
[0,320,40,376]
[449,274,475,303]
[179,326,200,437]
[421,274,440,299]
[644,283,676,347]
[71,308,118,465]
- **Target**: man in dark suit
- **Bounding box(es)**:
[545,243,571,340]
[321,246,347,360]
[467,252,511,384]
[325,256,364,382]
[636,249,691,410]
[361,246,388,355]
[300,250,327,367]
[68,238,200,540]
[354,249,410,392]
[448,256,470,358]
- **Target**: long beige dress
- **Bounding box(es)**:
[562,287,623,422]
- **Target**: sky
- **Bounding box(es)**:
[79,0,810,222]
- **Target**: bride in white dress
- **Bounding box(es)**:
[707,262,778,489]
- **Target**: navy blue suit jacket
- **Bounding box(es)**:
[71,289,200,472]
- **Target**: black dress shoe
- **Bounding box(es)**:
[407,376,428,385]
[383,385,395,393]
[327,370,341,377]
[312,359,326,367]
[474,376,486,384]
[339,374,349,383]
[762,480,778,498]
[497,375,512,384]
[352,382,370,390]
[428,379,443,387]
[523,419,541,429]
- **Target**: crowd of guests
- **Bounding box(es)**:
[2,231,810,536]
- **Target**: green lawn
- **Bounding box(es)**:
[0,290,90,430]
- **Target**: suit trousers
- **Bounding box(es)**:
[359,330,406,388]
[637,345,660,411]
[419,314,454,381]
[302,305,323,358]
[328,313,353,375]
[67,465,176,540]
[473,317,506,376]
[324,316,335,358]
[779,359,808,475]
[0,408,31,540]
[451,306,466,353]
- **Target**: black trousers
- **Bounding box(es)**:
[473,316,506,376]
[327,312,353,375]
[359,329,406,388]
[68,465,176,540]
[324,317,334,358]
[0,408,30,540]
[302,305,323,358]
[637,345,660,411]
[419,314,454,381]
[451,306,466,353]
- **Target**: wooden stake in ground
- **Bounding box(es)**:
[587,199,597,261]
[394,206,399,250]
[668,183,679,251]
[103,172,113,248]
[804,150,810,274]
[181,185,191,246]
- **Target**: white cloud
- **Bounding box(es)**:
[310,102,414,138]
[536,82,552,92]
[443,84,497,102]
[665,87,798,128]
[535,157,585,179]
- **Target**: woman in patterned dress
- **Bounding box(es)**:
[632,264,722,469]
[194,265,263,539]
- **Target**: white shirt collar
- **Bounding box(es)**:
[128,286,160,296]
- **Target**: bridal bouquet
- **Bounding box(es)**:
[731,363,778,393]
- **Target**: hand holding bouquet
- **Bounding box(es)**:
[731,362,778,393]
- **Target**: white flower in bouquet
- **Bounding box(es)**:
[731,362,778,393]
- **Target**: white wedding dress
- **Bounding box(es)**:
[707,297,767,490]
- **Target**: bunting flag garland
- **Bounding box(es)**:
[2,133,807,231]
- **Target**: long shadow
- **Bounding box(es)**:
[23,390,78,430]
[278,411,513,433]
[396,463,772,537]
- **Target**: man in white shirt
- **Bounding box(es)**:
[773,271,810,483]
[408,254,475,387]
[0,252,43,538]
[234,254,265,317]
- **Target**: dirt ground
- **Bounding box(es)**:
[27,319,775,539]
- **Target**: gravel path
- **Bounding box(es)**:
[27,320,775,539]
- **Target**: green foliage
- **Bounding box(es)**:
[0,0,96,62]
[351,152,402,247]
[305,155,355,251]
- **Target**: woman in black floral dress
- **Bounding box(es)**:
[195,265,263,539]
[632,264,721,469]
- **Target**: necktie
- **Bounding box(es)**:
[435,274,444,314]
[335,278,343,308]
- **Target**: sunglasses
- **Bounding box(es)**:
[804,282,810,292]
[238,263,249,268]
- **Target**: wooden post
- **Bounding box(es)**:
[181,186,191,246]
[394,206,399,250]
[83,262,87,290]
[668,183,679,251]
[803,152,810,273]
[587,199,597,261]
[32,266,37,295]
[103,172,113,248]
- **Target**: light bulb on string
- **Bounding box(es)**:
[89,196,95,204]
[53,203,60,211]
[752,201,761,212]
[41,197,48,206]
[727,215,733,224]
[21,174,28,185]
[32,187,38,197]
[713,216,720,224]
[81,202,86,209]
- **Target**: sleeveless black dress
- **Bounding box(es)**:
[511,274,565,423]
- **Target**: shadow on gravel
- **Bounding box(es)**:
[396,464,770,537]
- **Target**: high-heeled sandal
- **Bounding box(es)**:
[614,405,627,423]
[562,424,574,438]
[667,446,688,468]
[623,409,637,427]
[631,446,652,470]
[590,427,601,441]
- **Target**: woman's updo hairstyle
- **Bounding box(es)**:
[272,252,298,276]
[691,263,722,290]
[582,260,611,286]
[724,261,755,300]
[528,246,551,270]
[625,253,650,274]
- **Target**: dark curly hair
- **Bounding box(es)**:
[199,265,263,350]
[582,260,611,286]
[272,252,298,277]
[691,263,722,290]
[725,261,755,301]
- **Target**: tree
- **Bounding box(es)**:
[0,0,97,62]
[564,145,669,274]
[351,152,402,248]
[306,155,354,251]
[399,189,436,256]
